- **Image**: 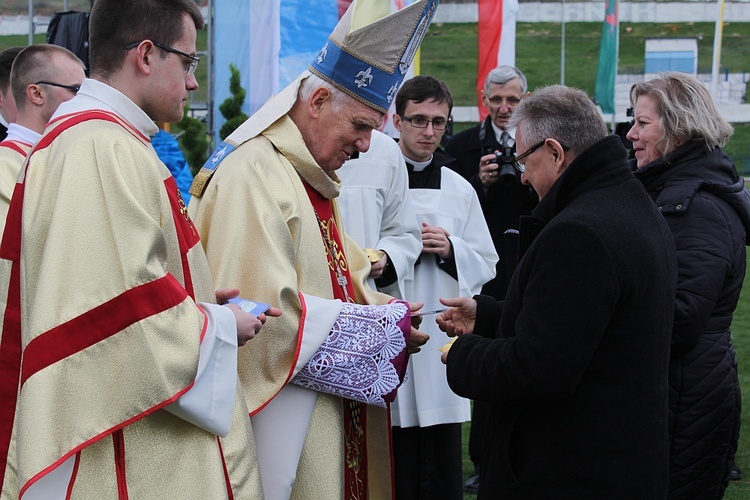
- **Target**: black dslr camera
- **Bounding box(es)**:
[488,137,517,186]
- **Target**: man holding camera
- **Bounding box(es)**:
[390,75,497,499]
[444,65,537,493]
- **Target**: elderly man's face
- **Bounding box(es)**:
[307,92,383,171]
[482,78,523,131]
[517,129,560,200]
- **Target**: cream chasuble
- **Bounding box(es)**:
[0,79,262,499]
[190,111,408,500]
[0,140,30,234]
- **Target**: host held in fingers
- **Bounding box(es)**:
[437,85,678,498]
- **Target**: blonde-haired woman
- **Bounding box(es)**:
[628,72,750,499]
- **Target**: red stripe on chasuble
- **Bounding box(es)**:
[302,182,368,499]
[216,436,235,500]
[40,110,150,152]
[65,453,81,499]
[164,176,200,298]
[0,182,25,494]
[113,430,129,500]
[0,140,30,156]
[21,275,189,385]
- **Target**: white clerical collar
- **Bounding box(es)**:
[5,122,40,145]
[52,78,158,137]
[491,122,516,143]
[403,154,432,172]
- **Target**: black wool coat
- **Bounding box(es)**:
[446,136,677,499]
[445,117,538,300]
[635,142,750,499]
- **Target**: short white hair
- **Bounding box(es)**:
[298,73,352,113]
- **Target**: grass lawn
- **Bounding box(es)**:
[421,21,750,104]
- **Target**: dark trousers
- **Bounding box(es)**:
[392,423,463,500]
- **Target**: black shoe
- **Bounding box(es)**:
[729,462,742,481]
[464,472,480,494]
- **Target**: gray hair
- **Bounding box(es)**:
[299,73,352,113]
[508,85,607,158]
[484,65,527,94]
[629,72,733,153]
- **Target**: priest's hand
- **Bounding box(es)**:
[408,326,429,354]
[421,222,452,260]
[409,301,424,328]
[369,253,388,279]
[436,296,477,337]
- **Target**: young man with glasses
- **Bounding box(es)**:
[437,85,676,498]
[0,44,84,232]
[0,0,275,497]
[390,75,498,500]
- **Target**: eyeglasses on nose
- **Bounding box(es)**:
[513,140,569,173]
[124,40,200,76]
[486,96,521,108]
[400,115,450,131]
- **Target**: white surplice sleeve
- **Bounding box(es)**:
[164,302,238,436]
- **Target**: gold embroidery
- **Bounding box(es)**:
[175,188,197,237]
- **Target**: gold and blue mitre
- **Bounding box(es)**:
[309,0,439,114]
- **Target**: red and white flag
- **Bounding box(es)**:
[477,0,519,120]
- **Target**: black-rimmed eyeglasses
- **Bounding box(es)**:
[513,140,569,173]
[35,81,80,94]
[400,115,450,131]
[125,40,200,76]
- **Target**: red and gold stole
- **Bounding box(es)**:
[303,182,369,500]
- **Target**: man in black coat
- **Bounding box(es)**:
[444,65,537,492]
[437,85,677,498]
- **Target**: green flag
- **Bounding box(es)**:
[595,0,618,114]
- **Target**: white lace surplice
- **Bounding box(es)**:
[292,301,409,407]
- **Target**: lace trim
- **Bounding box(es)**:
[292,302,408,407]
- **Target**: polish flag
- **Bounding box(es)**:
[477,0,519,120]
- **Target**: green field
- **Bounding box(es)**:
[420,21,750,173]
[421,21,750,104]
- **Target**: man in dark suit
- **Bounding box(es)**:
[444,65,535,493]
[438,85,676,499]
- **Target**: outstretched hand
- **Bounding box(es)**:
[436,296,477,337]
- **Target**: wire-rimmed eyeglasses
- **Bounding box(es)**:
[400,115,450,131]
[125,40,200,76]
[514,140,569,173]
